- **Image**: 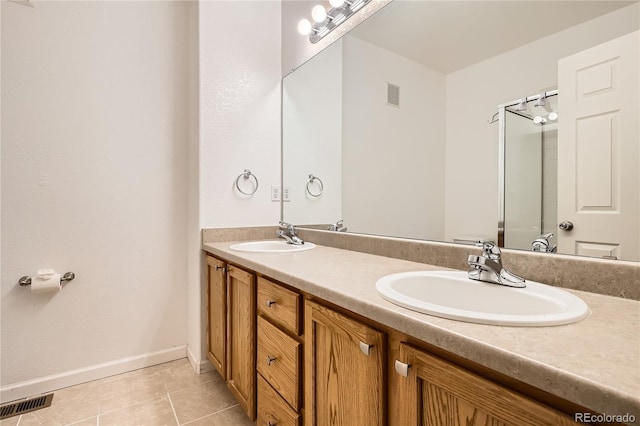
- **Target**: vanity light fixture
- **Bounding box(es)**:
[297,0,373,43]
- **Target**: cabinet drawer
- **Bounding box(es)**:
[257,316,302,410]
[257,277,302,335]
[258,374,301,426]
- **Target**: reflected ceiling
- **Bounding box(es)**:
[349,1,634,73]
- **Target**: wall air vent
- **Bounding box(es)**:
[0,394,54,420]
[387,83,400,107]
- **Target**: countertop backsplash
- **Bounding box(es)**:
[201,226,640,300]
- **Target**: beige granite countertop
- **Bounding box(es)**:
[202,240,640,422]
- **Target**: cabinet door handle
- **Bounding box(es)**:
[266,355,276,366]
[265,300,276,308]
[359,341,372,356]
[215,265,226,273]
[394,360,410,377]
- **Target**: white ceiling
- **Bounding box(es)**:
[348,1,636,73]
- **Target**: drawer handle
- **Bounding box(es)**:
[265,300,276,308]
[359,341,373,356]
[266,355,276,366]
[394,360,410,377]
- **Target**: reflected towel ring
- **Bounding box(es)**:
[306,174,324,198]
[235,169,259,196]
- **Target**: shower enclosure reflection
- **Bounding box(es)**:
[501,92,558,252]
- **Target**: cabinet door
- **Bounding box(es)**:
[206,256,227,380]
[227,265,256,421]
[304,300,386,426]
[394,343,580,426]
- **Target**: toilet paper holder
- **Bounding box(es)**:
[19,272,76,287]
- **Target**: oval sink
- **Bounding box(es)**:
[375,270,589,326]
[229,240,316,253]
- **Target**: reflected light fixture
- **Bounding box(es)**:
[514,97,528,111]
[297,0,373,43]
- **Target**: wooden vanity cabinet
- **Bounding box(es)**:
[304,300,386,426]
[226,264,256,420]
[206,255,257,421]
[205,255,604,426]
[205,256,227,380]
[393,343,581,426]
[256,277,304,426]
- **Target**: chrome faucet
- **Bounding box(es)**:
[328,220,347,232]
[277,221,304,245]
[532,233,557,253]
[467,241,526,288]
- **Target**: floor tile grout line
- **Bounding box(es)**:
[164,375,223,396]
[179,404,241,426]
[62,414,100,426]
[166,391,180,426]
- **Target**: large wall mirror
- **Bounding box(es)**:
[282,0,640,262]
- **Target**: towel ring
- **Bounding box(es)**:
[235,169,259,196]
[306,174,324,198]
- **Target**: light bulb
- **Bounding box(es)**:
[533,116,546,125]
[329,0,345,7]
[297,18,312,35]
[312,4,327,22]
[548,112,558,121]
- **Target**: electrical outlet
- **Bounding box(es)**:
[271,186,281,202]
[283,187,290,202]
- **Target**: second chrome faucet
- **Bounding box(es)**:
[467,241,526,288]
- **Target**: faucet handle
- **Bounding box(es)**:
[475,240,501,259]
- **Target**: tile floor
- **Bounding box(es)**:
[0,359,255,426]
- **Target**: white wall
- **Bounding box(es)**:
[199,1,281,229]
[1,1,195,401]
[196,1,281,364]
[342,36,446,240]
[444,3,640,243]
[283,39,342,225]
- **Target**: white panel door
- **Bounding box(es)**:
[557,31,639,261]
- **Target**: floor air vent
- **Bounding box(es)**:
[0,393,54,420]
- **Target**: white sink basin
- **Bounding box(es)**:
[229,240,316,253]
[375,270,589,326]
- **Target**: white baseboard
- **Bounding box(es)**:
[186,345,200,374]
[186,345,214,374]
[0,346,187,404]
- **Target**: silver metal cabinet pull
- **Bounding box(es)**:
[359,341,372,356]
[394,360,410,377]
[265,300,276,308]
[266,355,276,366]
[215,265,226,273]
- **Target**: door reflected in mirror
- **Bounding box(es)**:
[282,0,640,261]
